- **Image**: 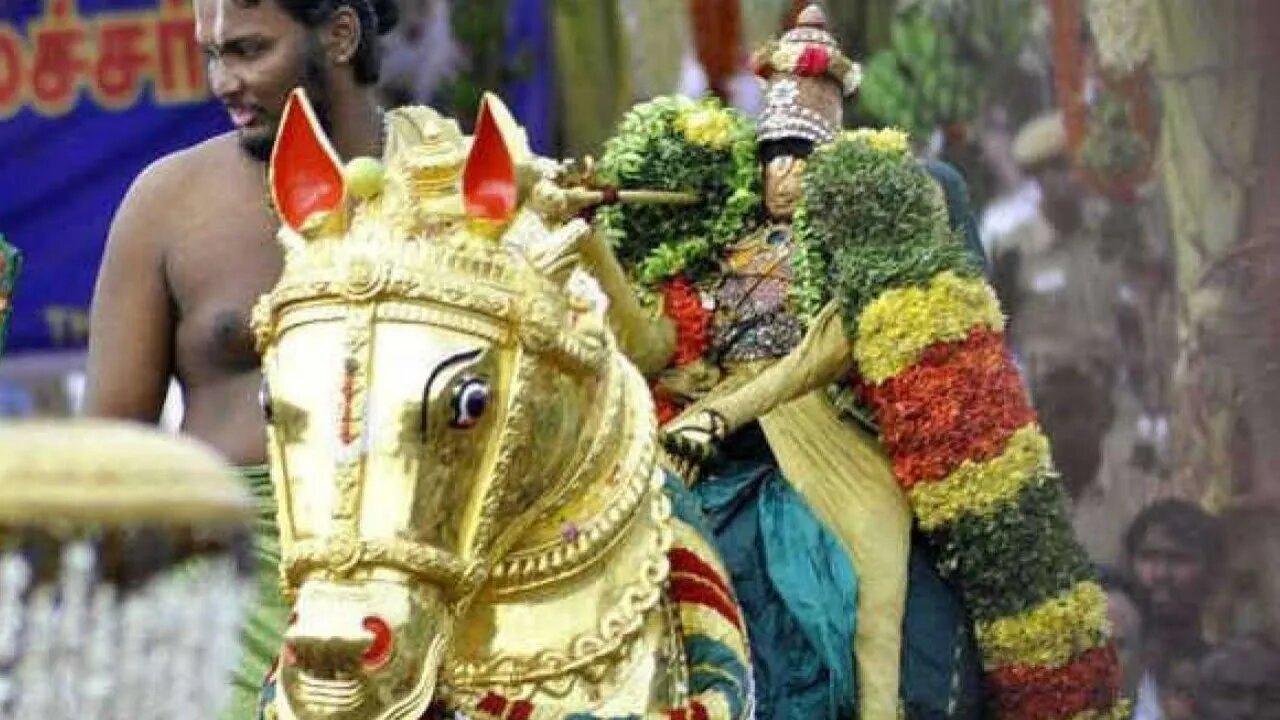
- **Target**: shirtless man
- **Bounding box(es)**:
[85,0,397,711]
[86,0,395,462]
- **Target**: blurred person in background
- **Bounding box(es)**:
[1153,657,1200,720]
[999,110,1126,502]
[1196,637,1280,720]
[1098,565,1148,699]
[83,0,400,712]
[375,0,458,107]
[999,109,1173,565]
[978,103,1042,310]
[1125,499,1223,720]
[1216,498,1280,653]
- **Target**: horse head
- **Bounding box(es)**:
[253,89,664,720]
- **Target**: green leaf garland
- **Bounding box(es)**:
[596,95,761,288]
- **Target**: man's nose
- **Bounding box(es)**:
[207,58,244,99]
[1150,559,1177,581]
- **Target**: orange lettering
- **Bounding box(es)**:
[28,0,87,115]
[9,0,209,116]
[0,25,25,118]
[154,0,206,103]
[91,15,154,108]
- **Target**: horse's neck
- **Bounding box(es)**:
[442,355,676,698]
[486,354,660,591]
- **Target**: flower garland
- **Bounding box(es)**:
[650,275,716,425]
[602,102,1124,713]
[595,95,761,289]
[793,130,1125,718]
[662,275,714,367]
[1048,0,1088,161]
[689,0,743,100]
[0,236,20,356]
[1050,0,1158,202]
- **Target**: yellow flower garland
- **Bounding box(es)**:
[852,271,1004,384]
[908,426,1053,531]
[676,107,737,149]
[974,581,1110,670]
[840,127,911,155]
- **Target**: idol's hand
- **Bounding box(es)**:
[659,409,728,486]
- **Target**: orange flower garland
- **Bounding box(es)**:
[662,276,714,367]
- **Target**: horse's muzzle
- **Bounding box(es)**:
[275,578,453,720]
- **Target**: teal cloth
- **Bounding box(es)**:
[689,426,858,720]
[900,537,984,719]
[688,423,984,719]
[0,237,21,356]
[922,160,989,274]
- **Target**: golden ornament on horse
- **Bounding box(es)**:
[251,89,753,720]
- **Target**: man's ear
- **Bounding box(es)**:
[324,4,361,65]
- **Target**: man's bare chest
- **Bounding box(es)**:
[167,216,283,376]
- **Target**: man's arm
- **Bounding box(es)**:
[84,160,177,422]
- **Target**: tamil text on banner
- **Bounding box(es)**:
[0,0,227,353]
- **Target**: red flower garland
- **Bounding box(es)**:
[653,387,682,426]
[661,276,713,367]
[689,0,743,101]
[861,327,1036,488]
[988,644,1124,720]
[1048,0,1087,160]
[795,46,831,76]
[650,277,714,424]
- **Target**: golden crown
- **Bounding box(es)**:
[753,4,862,145]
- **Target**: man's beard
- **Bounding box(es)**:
[240,43,332,162]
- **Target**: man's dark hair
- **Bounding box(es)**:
[1034,364,1116,500]
[238,0,399,84]
[1123,499,1222,567]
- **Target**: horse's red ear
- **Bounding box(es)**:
[462,97,517,222]
[270,88,346,232]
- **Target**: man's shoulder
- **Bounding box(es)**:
[110,132,262,245]
[136,132,244,187]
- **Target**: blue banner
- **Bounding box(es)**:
[503,0,554,155]
[0,0,227,353]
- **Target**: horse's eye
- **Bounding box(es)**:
[259,375,274,423]
[450,377,490,429]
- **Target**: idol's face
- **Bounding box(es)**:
[763,155,806,220]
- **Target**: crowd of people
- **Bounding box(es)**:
[1100,500,1280,719]
[985,99,1279,719]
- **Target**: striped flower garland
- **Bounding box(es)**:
[793,131,1124,718]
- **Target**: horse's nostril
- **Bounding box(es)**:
[360,616,394,669]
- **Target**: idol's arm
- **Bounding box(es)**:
[578,227,676,376]
[666,300,850,437]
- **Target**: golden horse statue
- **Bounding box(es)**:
[251,89,753,720]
